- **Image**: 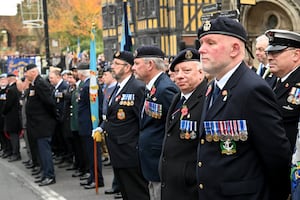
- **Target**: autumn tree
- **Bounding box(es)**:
[48,0,103,52]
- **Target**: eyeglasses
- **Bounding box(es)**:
[265,48,295,56]
[112,61,128,66]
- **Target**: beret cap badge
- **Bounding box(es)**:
[185,50,193,59]
[203,21,211,32]
[115,51,120,57]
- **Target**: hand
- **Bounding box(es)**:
[92,127,103,137]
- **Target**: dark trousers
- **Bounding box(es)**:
[9,132,20,156]
[27,130,39,166]
[37,137,55,179]
[72,131,88,171]
[82,136,104,184]
[114,167,150,200]
[0,130,11,154]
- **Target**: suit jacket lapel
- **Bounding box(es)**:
[274,67,300,99]
[206,63,246,120]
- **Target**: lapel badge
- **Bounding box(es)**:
[185,50,193,59]
[285,83,289,88]
[222,90,228,101]
[203,21,211,32]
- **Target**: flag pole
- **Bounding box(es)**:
[89,22,99,194]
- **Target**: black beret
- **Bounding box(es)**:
[24,63,37,72]
[170,48,200,72]
[77,62,89,70]
[0,73,7,79]
[265,29,300,52]
[7,73,16,77]
[113,51,134,65]
[134,46,165,59]
[197,17,247,42]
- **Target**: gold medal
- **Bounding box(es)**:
[233,134,240,141]
[180,132,185,139]
[212,133,219,142]
[205,134,213,142]
[220,134,226,141]
[240,132,248,141]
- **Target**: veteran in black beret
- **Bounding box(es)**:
[96,50,149,199]
[132,45,178,199]
[197,17,291,200]
[159,48,206,200]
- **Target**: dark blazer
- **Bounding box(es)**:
[0,86,7,130]
[78,78,103,137]
[104,75,145,168]
[197,62,291,200]
[273,66,300,151]
[26,75,57,139]
[53,80,69,122]
[2,82,21,133]
[139,73,178,182]
[160,80,207,200]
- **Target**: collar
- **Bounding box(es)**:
[281,66,299,82]
[55,79,63,89]
[215,62,241,90]
[117,75,131,94]
[146,72,163,90]
[181,91,193,101]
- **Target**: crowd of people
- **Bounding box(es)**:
[0,16,300,200]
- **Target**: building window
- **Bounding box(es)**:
[147,0,156,17]
[102,6,108,28]
[108,5,116,27]
[117,4,122,25]
[137,0,146,18]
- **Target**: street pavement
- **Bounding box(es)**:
[0,139,118,200]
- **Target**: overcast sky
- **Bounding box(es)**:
[0,0,23,16]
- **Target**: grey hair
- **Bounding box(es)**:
[78,69,90,77]
[144,57,165,71]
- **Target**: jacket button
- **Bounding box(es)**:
[198,162,202,167]
[200,139,205,144]
[162,157,166,162]
[161,182,166,188]
[199,183,204,189]
[167,134,170,137]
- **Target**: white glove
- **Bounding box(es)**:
[92,127,103,137]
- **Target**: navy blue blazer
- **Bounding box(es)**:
[139,73,179,182]
[197,62,291,200]
[104,75,145,168]
[78,78,103,137]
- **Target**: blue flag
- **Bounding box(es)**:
[120,0,132,51]
[89,25,99,129]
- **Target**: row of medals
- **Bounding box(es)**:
[180,131,197,140]
[205,131,248,142]
[287,86,300,105]
[119,100,134,106]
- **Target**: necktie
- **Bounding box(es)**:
[273,78,281,90]
[260,66,266,77]
[109,84,120,105]
[211,84,220,105]
[171,96,186,119]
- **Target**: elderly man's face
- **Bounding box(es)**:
[174,61,203,94]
